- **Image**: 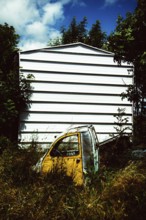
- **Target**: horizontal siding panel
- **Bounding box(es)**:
[97,133,131,143]
[19,44,133,145]
[20,132,132,144]
[30,82,128,95]
[19,121,132,143]
[20,113,132,124]
[21,52,129,66]
[20,123,132,133]
[20,130,131,143]
[22,71,132,85]
[20,133,57,143]
[21,61,131,76]
[30,93,131,105]
[28,103,132,114]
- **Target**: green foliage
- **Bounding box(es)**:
[113,108,131,137]
[48,17,107,49]
[108,0,146,144]
[108,13,136,64]
[48,36,62,46]
[133,115,146,145]
[121,85,142,116]
[0,137,146,219]
[61,16,88,44]
[99,108,132,169]
[0,23,32,141]
[86,20,107,48]
[0,144,41,186]
[0,136,12,154]
[108,0,146,115]
[100,136,132,169]
[92,160,146,220]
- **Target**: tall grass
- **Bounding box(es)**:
[0,138,146,219]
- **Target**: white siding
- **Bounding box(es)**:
[20,51,124,66]
[30,93,131,104]
[19,43,133,146]
[43,44,110,54]
[20,123,131,134]
[27,103,132,114]
[22,72,132,85]
[21,113,132,124]
[30,83,127,95]
[21,61,130,75]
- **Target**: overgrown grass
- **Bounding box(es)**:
[0,138,146,219]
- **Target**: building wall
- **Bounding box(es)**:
[19,43,133,148]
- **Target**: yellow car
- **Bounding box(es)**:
[36,125,99,185]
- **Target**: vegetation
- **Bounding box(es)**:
[0,1,146,219]
[0,139,146,220]
[0,23,32,141]
[48,16,107,49]
[108,0,146,144]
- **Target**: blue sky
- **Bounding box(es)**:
[0,0,137,51]
[63,0,137,35]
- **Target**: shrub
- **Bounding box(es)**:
[0,140,146,219]
[100,160,146,220]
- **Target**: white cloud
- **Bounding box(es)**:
[42,2,64,25]
[19,40,46,51]
[25,21,48,41]
[0,0,39,33]
[71,0,86,7]
[104,0,118,6]
[0,0,86,51]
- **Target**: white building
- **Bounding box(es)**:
[19,42,133,148]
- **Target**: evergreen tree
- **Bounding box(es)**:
[48,17,106,49]
[61,16,87,44]
[86,20,106,48]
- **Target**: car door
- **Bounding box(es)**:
[41,132,84,185]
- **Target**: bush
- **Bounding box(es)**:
[0,139,146,219]
[100,160,146,220]
[0,136,13,154]
[0,141,41,186]
[100,136,132,169]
